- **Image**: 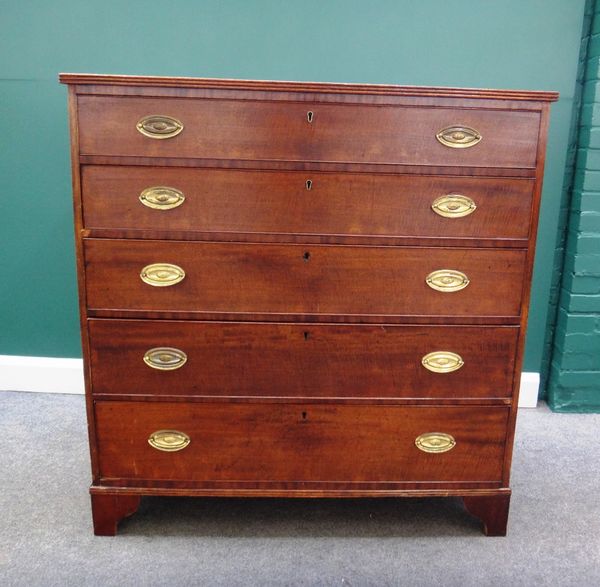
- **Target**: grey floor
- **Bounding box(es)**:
[1,391,599,587]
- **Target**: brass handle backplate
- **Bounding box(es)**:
[148,430,190,452]
[140,263,185,287]
[139,186,185,210]
[415,432,456,453]
[431,194,476,218]
[436,125,481,148]
[143,347,188,371]
[421,351,464,373]
[136,115,184,139]
[426,269,470,292]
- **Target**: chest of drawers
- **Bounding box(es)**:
[60,74,557,536]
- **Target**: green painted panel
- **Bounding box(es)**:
[0,0,586,365]
[0,80,80,357]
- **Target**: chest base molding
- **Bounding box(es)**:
[90,486,511,536]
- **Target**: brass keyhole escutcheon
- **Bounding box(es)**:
[307,111,314,123]
[303,251,311,262]
[306,179,313,190]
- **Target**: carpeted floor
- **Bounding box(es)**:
[0,391,598,586]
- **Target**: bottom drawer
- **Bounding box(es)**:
[95,402,508,483]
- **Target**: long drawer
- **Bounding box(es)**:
[88,319,519,399]
[77,96,540,168]
[84,239,527,318]
[95,401,509,483]
[81,165,534,240]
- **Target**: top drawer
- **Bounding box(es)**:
[77,96,540,168]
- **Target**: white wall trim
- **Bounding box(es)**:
[0,355,542,406]
[518,372,540,408]
[0,355,84,395]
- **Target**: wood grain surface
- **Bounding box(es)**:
[77,95,540,168]
[95,401,509,483]
[88,319,519,399]
[81,165,534,240]
[59,74,557,535]
[84,239,527,318]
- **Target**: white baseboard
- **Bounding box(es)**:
[0,355,541,406]
[0,355,84,395]
[518,372,540,408]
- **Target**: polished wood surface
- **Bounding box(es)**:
[88,319,518,399]
[59,73,559,102]
[84,239,526,318]
[81,165,534,241]
[501,104,552,489]
[61,73,557,535]
[95,401,509,483]
[78,95,540,168]
[79,154,539,178]
[90,493,140,536]
[463,494,511,536]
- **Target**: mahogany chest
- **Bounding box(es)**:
[59,73,557,535]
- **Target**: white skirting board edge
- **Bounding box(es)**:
[517,372,541,408]
[0,355,85,395]
[0,355,541,407]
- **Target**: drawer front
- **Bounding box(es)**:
[84,240,527,318]
[78,96,540,168]
[82,165,534,240]
[88,319,518,398]
[89,319,519,399]
[95,401,508,483]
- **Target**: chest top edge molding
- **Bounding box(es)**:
[58,73,559,103]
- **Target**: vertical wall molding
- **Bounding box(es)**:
[541,0,595,397]
[546,0,600,412]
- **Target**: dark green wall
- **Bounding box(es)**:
[0,1,586,374]
[547,0,600,411]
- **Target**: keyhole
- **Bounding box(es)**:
[302,411,308,420]
[307,111,314,123]
[303,251,311,262]
[303,331,310,340]
[305,179,312,191]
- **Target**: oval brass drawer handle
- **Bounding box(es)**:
[143,347,188,371]
[421,351,464,373]
[140,263,185,287]
[426,269,469,292]
[415,432,456,453]
[431,194,476,218]
[436,125,481,149]
[139,186,185,210]
[148,430,190,452]
[136,115,184,139]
